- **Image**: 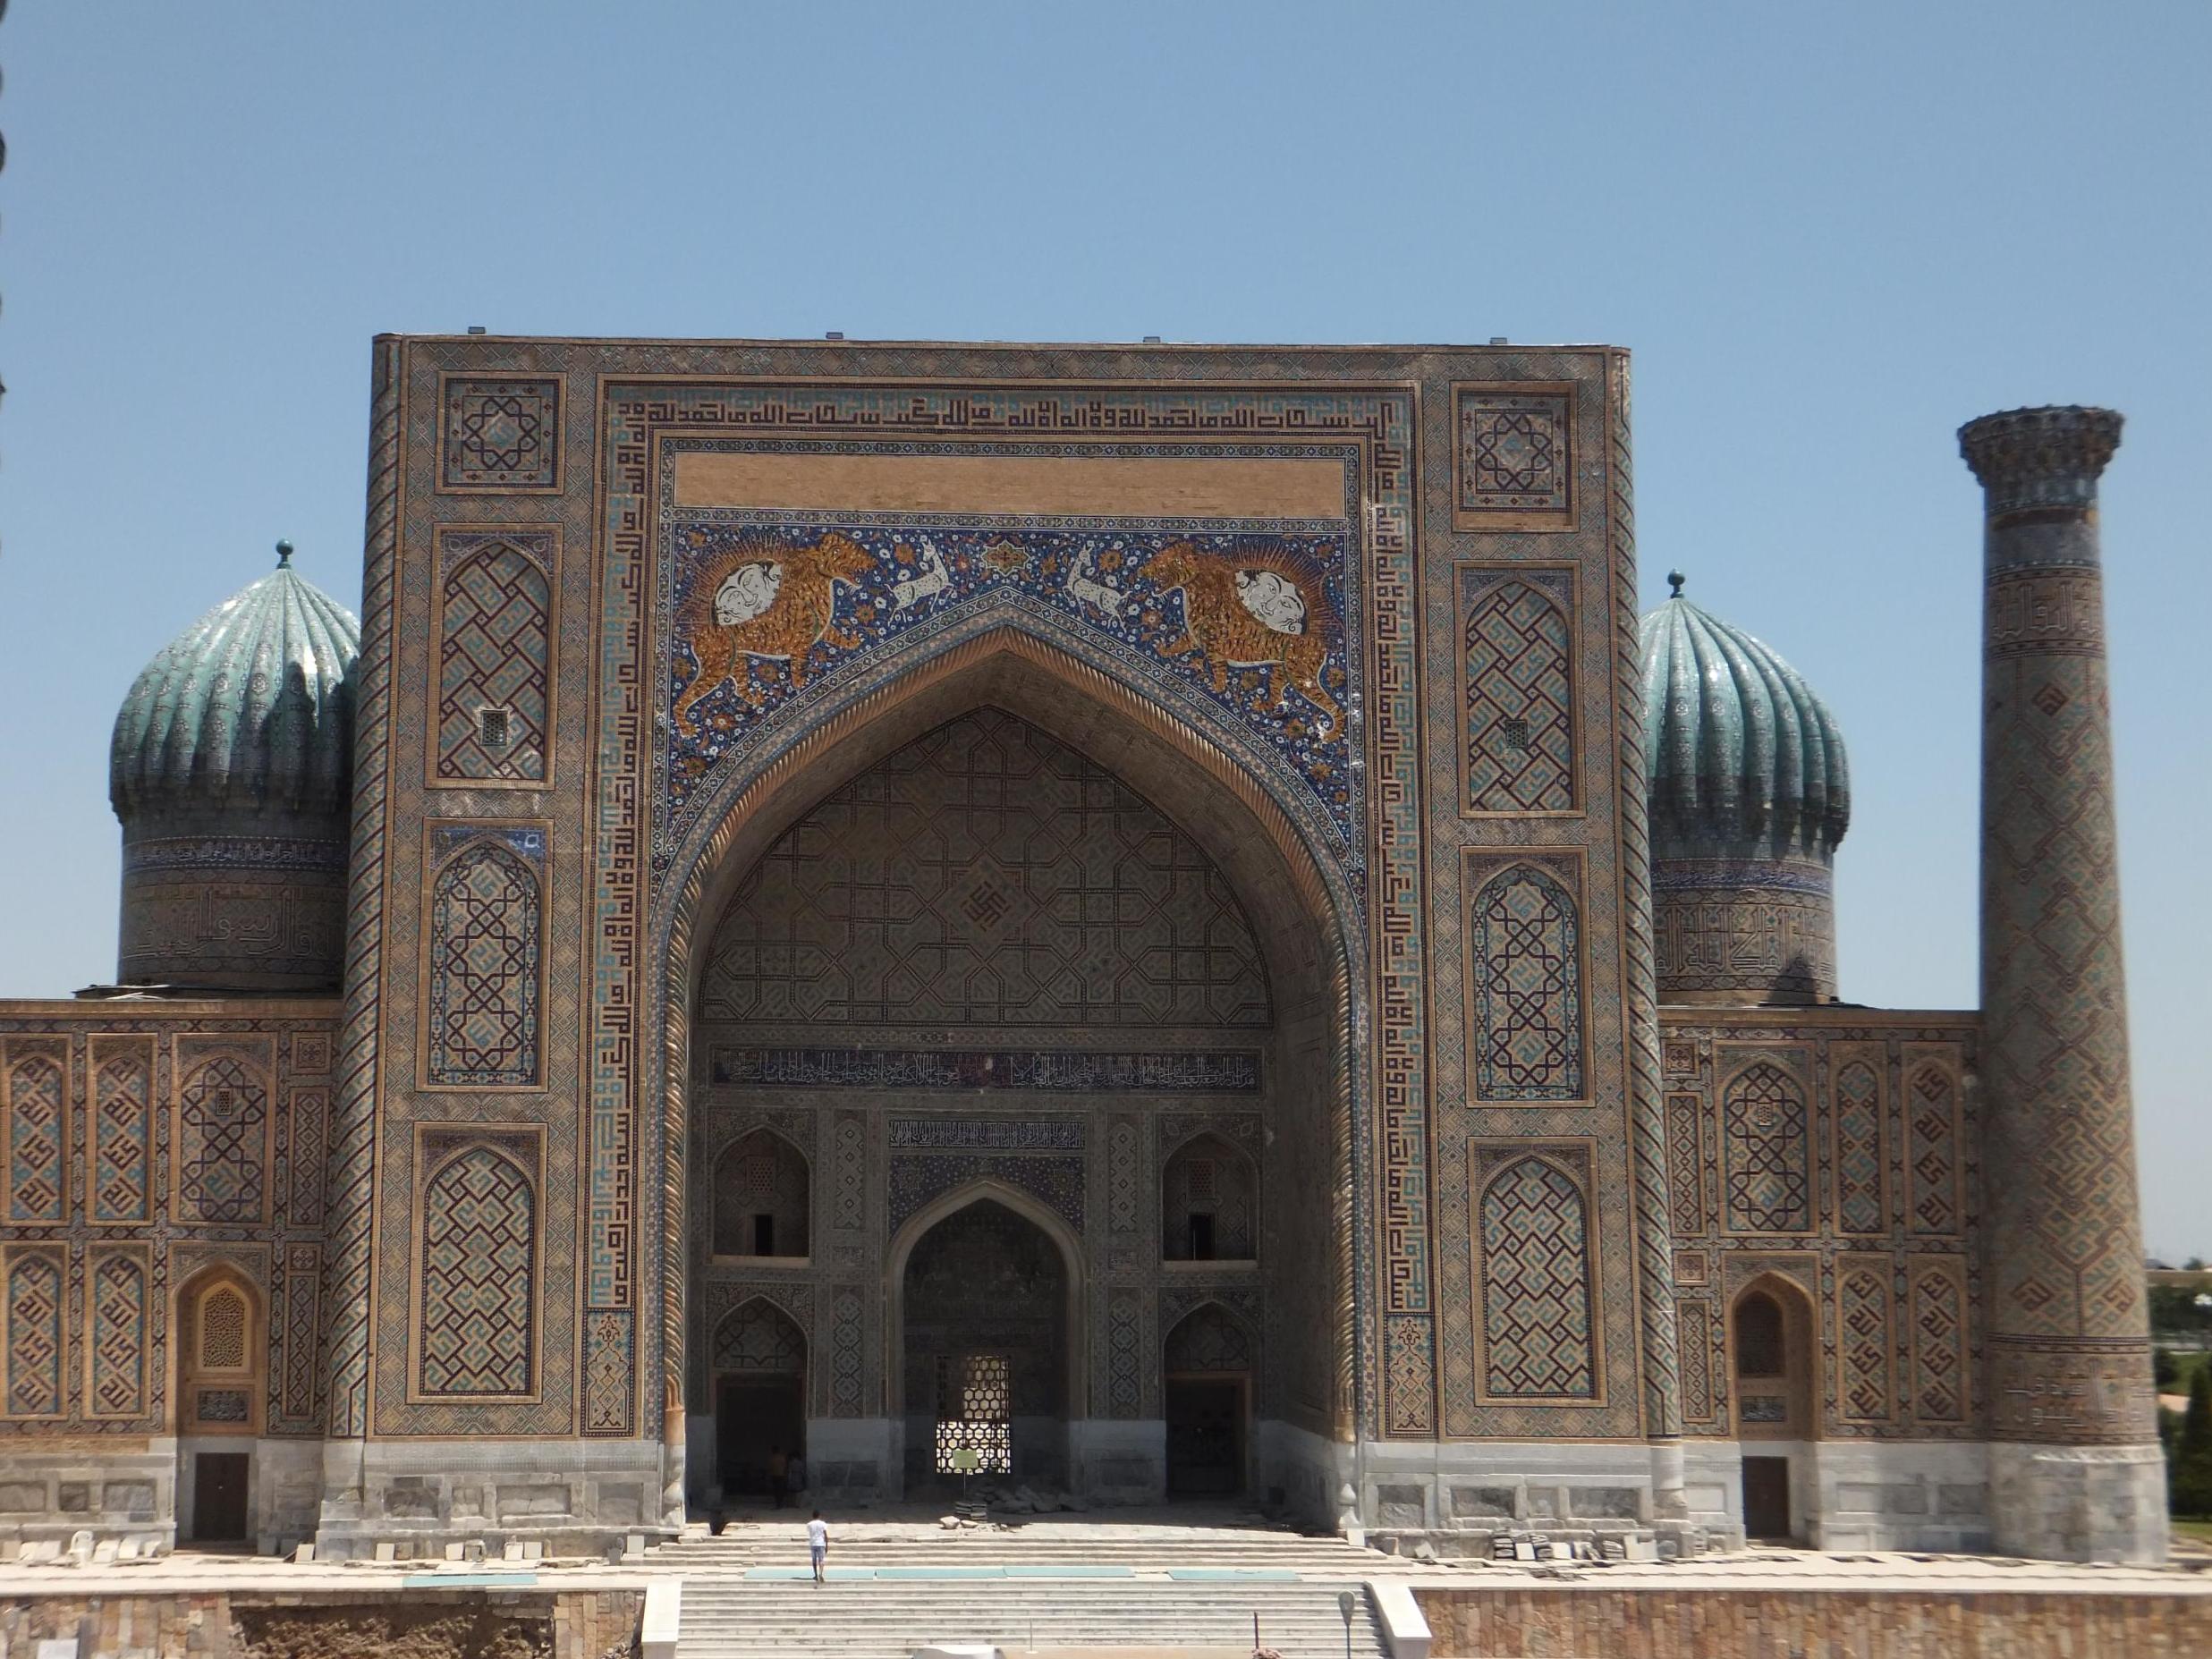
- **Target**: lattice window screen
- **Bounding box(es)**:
[934,1352,1013,1475]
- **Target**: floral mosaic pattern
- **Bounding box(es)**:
[659,524,1357,859]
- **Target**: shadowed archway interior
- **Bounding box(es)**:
[672,642,1357,1503]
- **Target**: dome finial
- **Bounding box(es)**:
[275,539,294,569]
[1666,569,1685,597]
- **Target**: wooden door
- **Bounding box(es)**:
[192,1452,250,1543]
[1742,1454,1790,1540]
[1165,1377,1244,1496]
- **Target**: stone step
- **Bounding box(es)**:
[675,1580,1390,1659]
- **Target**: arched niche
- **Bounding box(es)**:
[710,1129,810,1260]
[1162,1300,1256,1497]
[1729,1270,1819,1543]
[174,1267,265,1545]
[659,628,1365,1475]
[706,1297,808,1501]
[1161,1132,1259,1262]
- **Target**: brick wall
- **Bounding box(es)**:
[1416,1585,2212,1657]
[0,1588,642,1659]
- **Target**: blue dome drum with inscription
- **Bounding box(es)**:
[106,543,360,991]
[1639,574,1850,1005]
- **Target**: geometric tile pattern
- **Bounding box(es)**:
[1478,1156,1596,1399]
[5,1046,65,1223]
[829,1286,864,1417]
[1462,572,1573,812]
[1106,1288,1143,1418]
[425,837,543,1088]
[1911,1258,1967,1424]
[440,376,562,492]
[418,1146,536,1397]
[1665,1091,1703,1236]
[709,1299,805,1373]
[435,533,554,783]
[1906,1062,1960,1235]
[1678,1299,1717,1425]
[4,1251,64,1417]
[1723,1063,1810,1233]
[1466,859,1584,1100]
[1838,1264,1892,1420]
[89,1253,146,1418]
[90,1042,152,1223]
[1664,1016,1983,1443]
[1163,1303,1252,1372]
[176,1054,269,1224]
[701,709,1270,1029]
[1963,411,2151,1444]
[1833,1062,1885,1234]
[1455,389,1572,521]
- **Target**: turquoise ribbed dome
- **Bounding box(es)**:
[1639,576,1849,860]
[109,544,360,823]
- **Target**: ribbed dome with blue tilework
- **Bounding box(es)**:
[104,544,359,991]
[110,544,360,822]
[1639,574,1849,862]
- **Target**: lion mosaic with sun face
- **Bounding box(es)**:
[674,531,877,734]
[1138,540,1343,737]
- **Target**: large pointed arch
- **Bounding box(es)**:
[650,620,1368,1462]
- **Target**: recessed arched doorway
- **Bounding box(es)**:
[663,633,1363,1519]
[1729,1274,1818,1541]
[892,1189,1081,1493]
[1163,1302,1255,1497]
[708,1298,808,1502]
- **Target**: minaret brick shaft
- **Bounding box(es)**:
[1959,406,2164,1563]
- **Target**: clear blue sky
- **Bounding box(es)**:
[3,4,2206,1249]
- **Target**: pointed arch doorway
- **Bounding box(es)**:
[667,631,1364,1519]
[890,1184,1083,1493]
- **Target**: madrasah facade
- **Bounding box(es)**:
[0,340,2163,1564]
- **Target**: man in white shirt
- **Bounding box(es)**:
[808,1511,829,1583]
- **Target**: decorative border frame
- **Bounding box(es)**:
[414,819,554,1095]
[1460,848,1592,1105]
[0,1244,68,1421]
[1466,1138,1607,1408]
[1826,1039,1889,1238]
[169,1036,278,1228]
[1453,562,1582,820]
[405,1123,547,1409]
[84,1034,155,1227]
[1450,381,1579,532]
[1714,1043,1816,1239]
[424,525,564,792]
[435,372,566,495]
[1,1036,69,1224]
[82,1242,151,1422]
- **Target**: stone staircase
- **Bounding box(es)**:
[661,1520,1423,1658]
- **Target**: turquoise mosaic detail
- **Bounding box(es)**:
[1640,579,1849,859]
[110,546,360,821]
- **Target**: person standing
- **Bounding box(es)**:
[767,1445,789,1509]
[808,1511,829,1584]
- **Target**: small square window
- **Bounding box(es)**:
[479,707,512,749]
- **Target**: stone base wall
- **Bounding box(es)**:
[315,1438,673,1561]
[0,1590,640,1659]
[1682,1438,1994,1553]
[1991,1442,2169,1564]
[1417,1585,2212,1658]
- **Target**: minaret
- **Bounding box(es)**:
[1959,407,2164,1563]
